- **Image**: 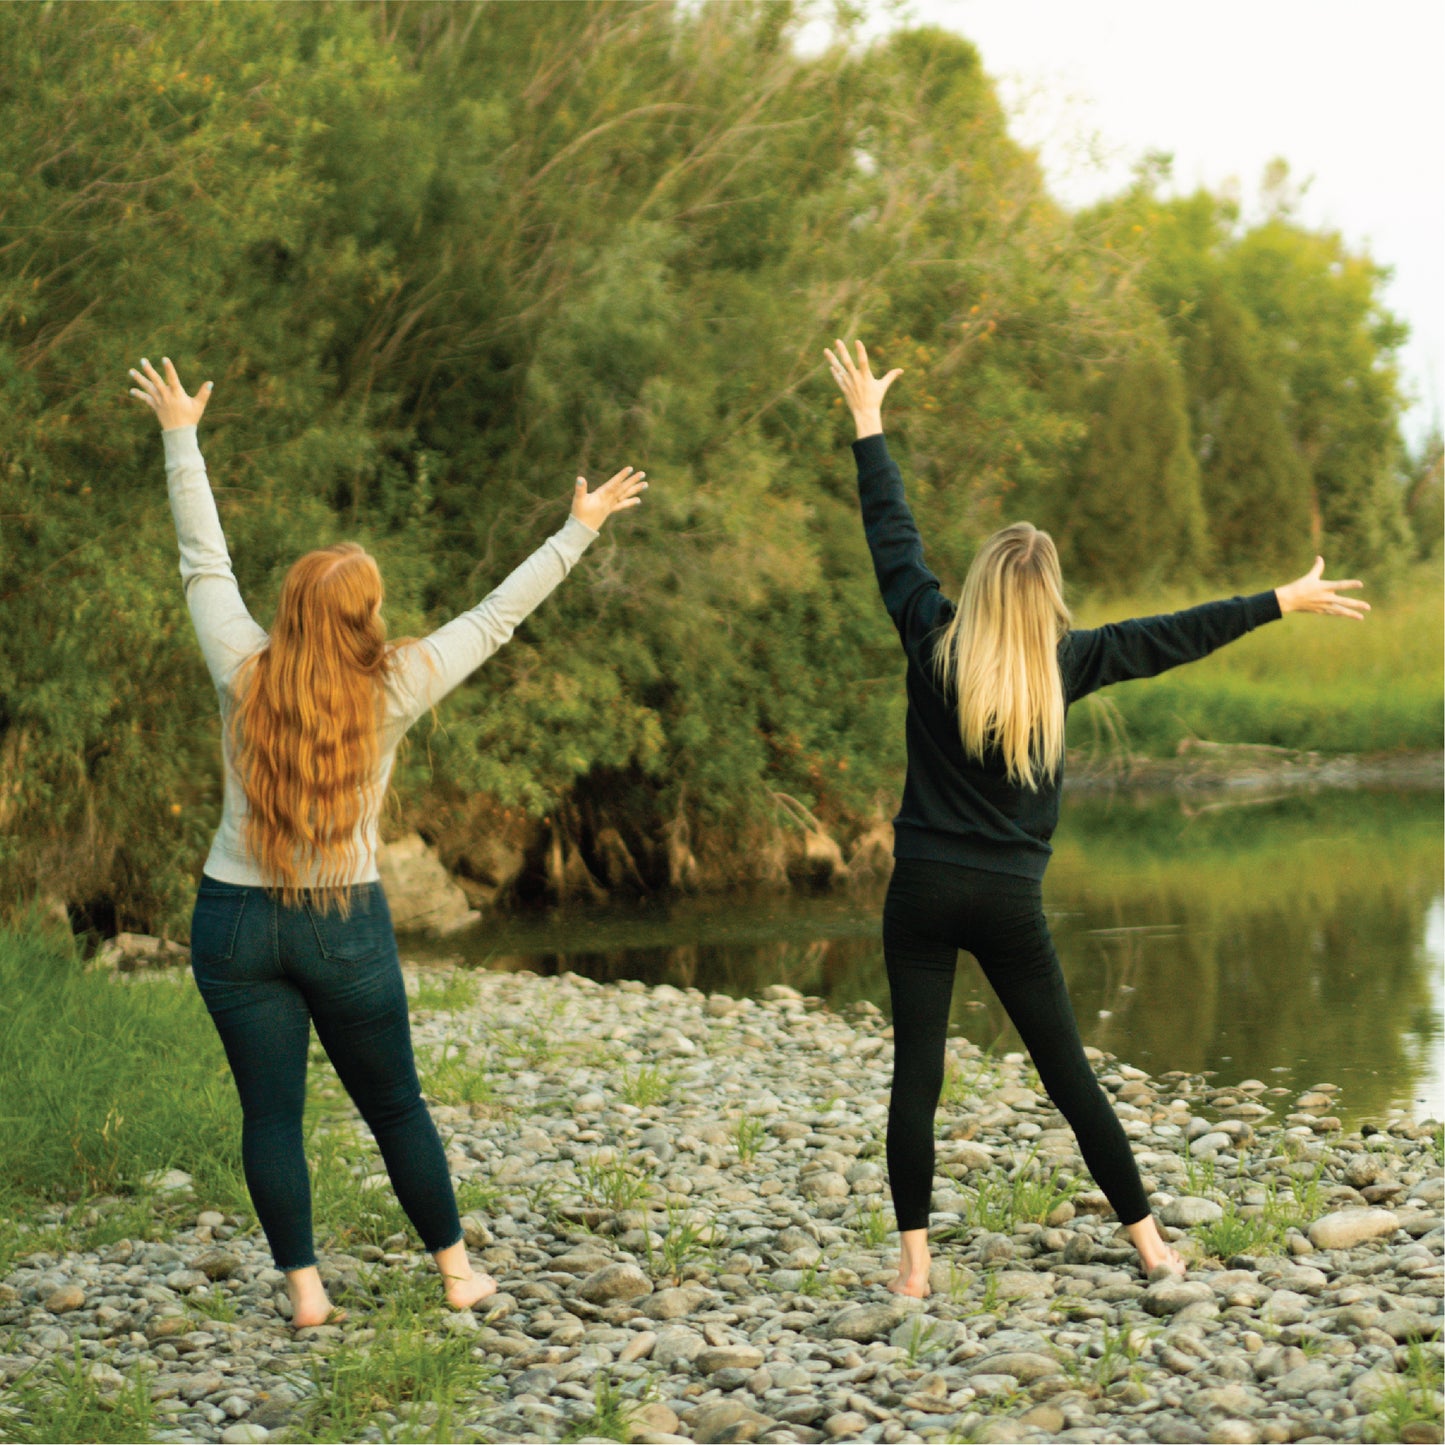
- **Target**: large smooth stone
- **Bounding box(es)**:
[1143,1279,1215,1316]
[1307,1208,1400,1250]
[686,1400,775,1443]
[376,832,478,934]
[695,1345,764,1375]
[964,1350,1061,1383]
[1161,1197,1224,1227]
[576,1262,652,1304]
[651,1325,706,1367]
[826,1299,914,1341]
[642,1285,711,1320]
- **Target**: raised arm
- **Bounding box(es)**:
[389,466,647,723]
[1062,558,1367,703]
[825,339,950,662]
[128,357,266,691]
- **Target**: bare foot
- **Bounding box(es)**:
[1141,1243,1187,1278]
[1126,1215,1187,1277]
[890,1226,932,1298]
[285,1266,342,1328]
[887,1270,932,1299]
[444,1272,497,1311]
[434,1239,497,1310]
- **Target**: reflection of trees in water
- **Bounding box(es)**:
[945,790,1442,1123]
[467,792,1440,1123]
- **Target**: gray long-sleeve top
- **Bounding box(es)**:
[163,424,597,887]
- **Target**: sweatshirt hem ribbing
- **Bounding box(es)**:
[890,824,1050,882]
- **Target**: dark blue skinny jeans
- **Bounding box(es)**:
[189,874,462,1271]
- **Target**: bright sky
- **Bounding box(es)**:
[806,0,1445,448]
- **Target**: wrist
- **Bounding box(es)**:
[1275,585,1293,615]
[853,410,883,440]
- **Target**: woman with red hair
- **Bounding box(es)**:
[129,357,646,1326]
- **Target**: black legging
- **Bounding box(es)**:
[882,856,1150,1233]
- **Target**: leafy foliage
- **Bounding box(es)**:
[0,4,1420,932]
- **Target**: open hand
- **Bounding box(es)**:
[571,467,647,531]
[128,357,213,431]
[825,339,903,440]
[1276,557,1369,619]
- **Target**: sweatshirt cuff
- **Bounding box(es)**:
[161,425,203,469]
[851,432,891,471]
[557,513,599,557]
[1244,589,1283,626]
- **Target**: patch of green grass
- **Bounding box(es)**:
[412,971,478,1013]
[965,1270,1004,1319]
[732,1114,766,1164]
[1364,1343,1444,1445]
[0,924,244,1207]
[796,1260,828,1297]
[936,1063,971,1103]
[417,1044,502,1112]
[1180,1148,1219,1197]
[579,1154,654,1214]
[291,1268,493,1443]
[308,1126,413,1251]
[453,1178,503,1219]
[618,1065,674,1108]
[482,1002,574,1071]
[1,1346,156,1444]
[1082,1321,1151,1391]
[1193,1160,1327,1260]
[939,1260,973,1303]
[853,1203,891,1248]
[187,1285,241,1323]
[898,1314,943,1364]
[657,1203,714,1284]
[948,1150,1081,1234]
[1196,1201,1279,1260]
[1267,1160,1326,1232]
[0,1208,67,1277]
[71,1194,172,1252]
[563,1371,634,1443]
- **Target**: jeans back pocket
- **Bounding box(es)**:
[190,886,251,964]
[303,885,391,965]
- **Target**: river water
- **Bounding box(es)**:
[408,788,1443,1127]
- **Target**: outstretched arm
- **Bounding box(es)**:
[128,357,266,691]
[1063,558,1368,702]
[390,467,648,721]
[825,339,950,661]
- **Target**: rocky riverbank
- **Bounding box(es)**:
[1,967,1441,1445]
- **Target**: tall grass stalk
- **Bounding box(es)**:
[0,924,242,1206]
[1,1347,156,1444]
[293,1269,492,1443]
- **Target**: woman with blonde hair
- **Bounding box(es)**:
[825,339,1367,1297]
[129,356,646,1326]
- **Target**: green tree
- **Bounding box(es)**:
[1055,334,1209,583]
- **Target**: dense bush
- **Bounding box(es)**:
[0,3,1427,933]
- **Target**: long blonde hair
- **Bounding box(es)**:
[229,544,391,910]
[934,522,1071,790]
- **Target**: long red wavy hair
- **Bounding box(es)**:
[229,543,391,912]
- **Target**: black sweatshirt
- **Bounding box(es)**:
[854,433,1282,879]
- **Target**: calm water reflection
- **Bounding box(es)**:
[411,790,1443,1126]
